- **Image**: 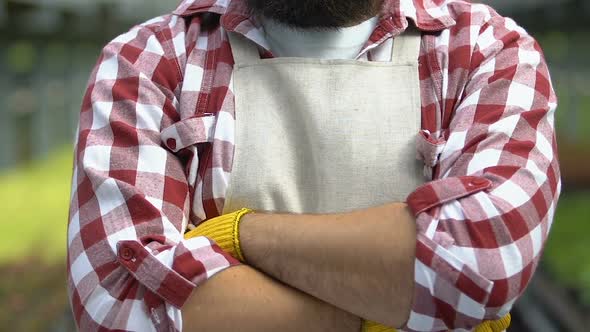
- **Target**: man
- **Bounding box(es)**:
[66,0,560,331]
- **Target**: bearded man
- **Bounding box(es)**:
[67,0,560,331]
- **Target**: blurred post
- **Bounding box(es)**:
[5,41,37,164]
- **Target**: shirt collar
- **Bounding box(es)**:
[172,0,456,32]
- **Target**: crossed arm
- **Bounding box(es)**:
[183,265,362,332]
[182,202,415,331]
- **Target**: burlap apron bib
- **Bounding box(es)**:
[222,28,424,215]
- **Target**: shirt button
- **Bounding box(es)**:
[120,247,135,261]
[166,138,177,150]
[471,178,489,187]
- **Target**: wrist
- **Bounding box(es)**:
[233,208,254,262]
[237,211,271,264]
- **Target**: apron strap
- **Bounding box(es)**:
[391,27,422,65]
[227,32,261,65]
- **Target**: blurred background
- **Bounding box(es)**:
[0,0,588,331]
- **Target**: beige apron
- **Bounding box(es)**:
[222,28,424,215]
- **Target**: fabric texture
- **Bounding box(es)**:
[223,29,422,215]
[66,0,561,331]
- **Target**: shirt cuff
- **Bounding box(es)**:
[116,238,241,309]
[402,176,495,331]
[406,176,492,216]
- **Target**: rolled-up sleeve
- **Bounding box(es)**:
[402,13,561,332]
[67,17,240,331]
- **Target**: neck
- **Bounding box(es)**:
[260,16,380,59]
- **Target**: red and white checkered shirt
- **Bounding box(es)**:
[66,0,561,331]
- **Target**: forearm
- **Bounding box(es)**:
[239,202,416,328]
[183,265,362,332]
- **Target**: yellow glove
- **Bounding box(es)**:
[360,313,511,332]
[475,314,511,332]
[184,208,253,262]
[361,320,397,332]
[184,210,511,332]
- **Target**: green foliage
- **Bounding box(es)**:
[0,146,76,330]
[0,259,74,331]
[0,146,74,264]
[543,191,590,305]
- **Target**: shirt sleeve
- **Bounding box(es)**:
[66,19,241,331]
[402,13,561,332]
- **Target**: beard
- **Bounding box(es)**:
[245,0,384,29]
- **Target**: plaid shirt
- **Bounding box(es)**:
[67,0,561,331]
